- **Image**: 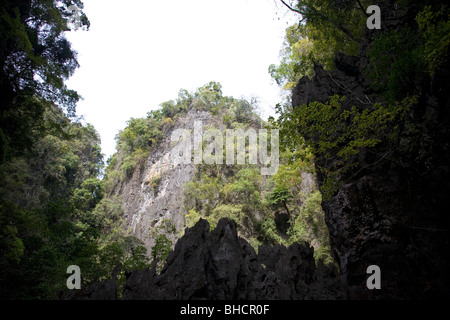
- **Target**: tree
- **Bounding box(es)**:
[267,186,293,215]
[0,0,89,161]
[279,0,367,42]
[151,234,172,272]
[269,24,315,90]
[270,0,367,91]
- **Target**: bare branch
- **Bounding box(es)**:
[357,0,370,17]
[280,0,303,14]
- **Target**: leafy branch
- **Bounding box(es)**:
[279,0,357,41]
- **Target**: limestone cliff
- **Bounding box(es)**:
[291,5,450,299]
[108,109,225,254]
[106,93,331,264]
[68,86,338,300]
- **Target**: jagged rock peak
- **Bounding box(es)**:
[64,218,345,300]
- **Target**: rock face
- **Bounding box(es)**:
[291,33,450,299]
[292,51,375,110]
[65,218,345,300]
[110,109,223,253]
[65,3,449,300]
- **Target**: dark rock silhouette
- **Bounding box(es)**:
[64,218,345,300]
[291,25,450,299]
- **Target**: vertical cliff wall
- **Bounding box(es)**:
[292,27,450,299]
[108,109,221,254]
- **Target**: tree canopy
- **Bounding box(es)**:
[269,0,368,91]
[0,0,89,162]
[0,0,151,299]
[270,0,450,199]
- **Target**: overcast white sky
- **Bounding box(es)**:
[65,0,298,160]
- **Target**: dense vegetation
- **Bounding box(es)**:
[0,0,147,299]
[270,0,450,200]
[103,81,262,192]
[183,149,332,263]
[269,0,366,91]
[2,0,447,300]
[105,81,333,265]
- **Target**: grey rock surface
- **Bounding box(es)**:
[291,17,450,299]
[111,109,223,254]
[65,218,345,300]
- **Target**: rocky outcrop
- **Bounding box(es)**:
[64,218,345,300]
[291,20,450,299]
[111,109,224,253]
[292,50,376,110]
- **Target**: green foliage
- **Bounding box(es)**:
[276,94,417,198]
[208,205,243,229]
[150,175,162,191]
[291,0,367,42]
[366,3,450,101]
[0,0,90,162]
[71,178,104,212]
[123,245,150,271]
[267,186,293,209]
[289,191,324,241]
[111,117,159,179]
[0,101,148,299]
[118,118,163,154]
[103,169,122,194]
[104,82,260,195]
[269,29,315,90]
[269,0,367,91]
[367,27,426,102]
[185,209,202,229]
[258,217,283,244]
[1,167,100,298]
[151,234,172,272]
[121,157,136,177]
[229,168,262,211]
[192,81,223,110]
[91,196,124,237]
[265,147,332,262]
[0,201,26,267]
[183,147,333,263]
[416,5,450,76]
[183,164,262,243]
[184,174,224,216]
[271,0,450,199]
[270,1,450,268]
